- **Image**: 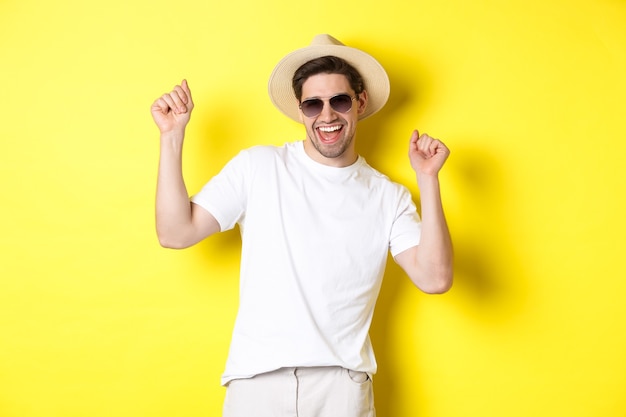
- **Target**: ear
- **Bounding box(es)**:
[296,98,304,123]
[357,90,368,116]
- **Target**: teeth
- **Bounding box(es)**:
[318,125,341,132]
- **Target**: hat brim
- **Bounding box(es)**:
[268,42,390,123]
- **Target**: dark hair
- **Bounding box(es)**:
[292,56,365,101]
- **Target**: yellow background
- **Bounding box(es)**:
[1,0,625,416]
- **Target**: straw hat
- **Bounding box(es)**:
[268,34,390,123]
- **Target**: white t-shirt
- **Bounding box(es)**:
[191,141,421,385]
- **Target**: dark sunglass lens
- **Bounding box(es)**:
[301,99,323,117]
[330,94,353,113]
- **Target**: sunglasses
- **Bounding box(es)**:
[299,94,357,118]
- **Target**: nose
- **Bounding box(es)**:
[318,99,338,122]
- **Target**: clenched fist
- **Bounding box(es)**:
[408,130,450,177]
[151,79,194,134]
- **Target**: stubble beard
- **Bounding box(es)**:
[307,124,355,160]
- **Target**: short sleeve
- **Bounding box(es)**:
[388,187,421,257]
[190,150,250,232]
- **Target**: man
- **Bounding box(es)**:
[151,34,453,417]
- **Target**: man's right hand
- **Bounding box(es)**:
[151,79,194,134]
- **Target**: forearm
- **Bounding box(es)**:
[397,130,453,292]
[413,174,453,292]
[155,130,194,247]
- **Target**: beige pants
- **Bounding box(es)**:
[222,366,376,417]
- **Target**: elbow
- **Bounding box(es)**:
[158,240,187,250]
[156,230,192,250]
[157,237,185,250]
[422,276,453,294]
[418,269,454,294]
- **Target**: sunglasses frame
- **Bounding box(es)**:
[299,94,357,118]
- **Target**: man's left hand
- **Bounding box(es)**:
[408,130,450,176]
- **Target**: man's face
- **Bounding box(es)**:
[299,73,368,167]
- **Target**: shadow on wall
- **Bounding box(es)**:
[447,143,530,313]
[357,43,529,415]
[369,138,530,415]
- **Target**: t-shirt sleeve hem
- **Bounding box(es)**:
[190,195,234,232]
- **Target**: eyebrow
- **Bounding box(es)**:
[301,92,352,101]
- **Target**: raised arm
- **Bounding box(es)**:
[151,80,220,249]
[394,130,453,294]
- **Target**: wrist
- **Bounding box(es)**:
[159,130,186,156]
[160,128,185,143]
[416,171,440,185]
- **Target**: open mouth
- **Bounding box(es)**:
[316,124,343,143]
